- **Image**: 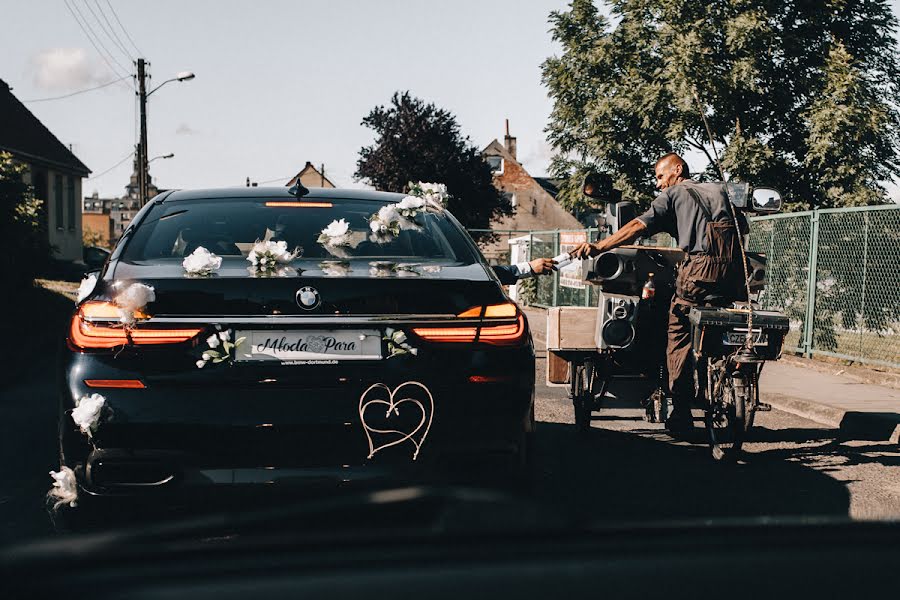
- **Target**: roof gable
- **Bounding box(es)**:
[0,79,90,176]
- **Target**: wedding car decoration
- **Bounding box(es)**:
[408,181,450,208]
[48,467,78,509]
[358,381,434,461]
[384,327,418,358]
[71,393,106,439]
[114,282,155,325]
[368,204,402,244]
[196,329,245,369]
[247,240,300,274]
[76,273,97,303]
[182,246,222,276]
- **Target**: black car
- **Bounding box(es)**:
[61,187,534,499]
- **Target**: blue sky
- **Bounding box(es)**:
[2,1,899,201]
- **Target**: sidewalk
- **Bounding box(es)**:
[521,306,900,443]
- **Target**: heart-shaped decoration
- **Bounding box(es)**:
[358,381,434,461]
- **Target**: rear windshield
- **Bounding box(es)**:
[121,198,479,263]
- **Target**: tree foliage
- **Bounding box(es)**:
[0,152,51,290]
[542,0,900,211]
[355,92,511,231]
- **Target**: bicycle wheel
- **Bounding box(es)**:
[705,365,747,462]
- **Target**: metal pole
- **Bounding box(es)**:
[859,212,869,359]
[552,231,559,307]
[137,58,149,206]
[802,210,820,357]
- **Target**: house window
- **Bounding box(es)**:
[67,176,76,231]
[54,174,64,230]
[486,155,503,174]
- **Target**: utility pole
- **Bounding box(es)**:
[137,58,149,206]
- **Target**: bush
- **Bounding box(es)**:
[0,152,52,293]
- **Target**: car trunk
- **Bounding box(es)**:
[109,258,505,317]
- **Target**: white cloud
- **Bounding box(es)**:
[30,48,108,91]
[521,139,554,176]
[176,123,199,136]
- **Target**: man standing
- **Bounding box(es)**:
[571,153,748,431]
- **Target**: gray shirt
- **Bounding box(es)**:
[636,181,748,253]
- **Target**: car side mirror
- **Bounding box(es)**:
[751,187,783,213]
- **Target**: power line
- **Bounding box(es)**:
[85,0,134,62]
[87,150,135,180]
[64,0,131,80]
[104,0,142,57]
[22,75,130,103]
[72,0,132,73]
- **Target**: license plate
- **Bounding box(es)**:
[722,330,768,346]
[234,329,383,363]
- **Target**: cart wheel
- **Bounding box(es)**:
[570,361,592,434]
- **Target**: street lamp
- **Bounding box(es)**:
[149,153,175,163]
[136,58,194,205]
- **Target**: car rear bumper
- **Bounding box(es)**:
[60,347,534,495]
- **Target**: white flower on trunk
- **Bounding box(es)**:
[114,283,155,325]
[48,467,78,508]
[76,273,97,303]
[317,218,352,248]
[71,393,106,438]
[206,334,220,348]
[248,240,300,271]
[182,246,222,276]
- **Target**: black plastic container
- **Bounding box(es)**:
[688,307,790,360]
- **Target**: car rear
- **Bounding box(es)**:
[61,188,534,496]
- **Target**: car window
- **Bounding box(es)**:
[121,198,479,263]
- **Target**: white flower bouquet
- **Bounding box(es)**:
[48,467,78,509]
[317,218,352,247]
[408,181,450,209]
[384,327,418,358]
[247,240,300,273]
[182,246,222,276]
[114,282,155,325]
[76,273,97,303]
[71,393,106,438]
[196,329,245,368]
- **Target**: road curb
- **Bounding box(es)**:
[761,392,900,444]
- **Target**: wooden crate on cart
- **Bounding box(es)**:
[546,307,598,386]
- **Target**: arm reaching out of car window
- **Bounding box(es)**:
[570,219,647,259]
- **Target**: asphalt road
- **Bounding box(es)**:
[2,345,899,547]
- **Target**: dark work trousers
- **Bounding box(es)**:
[667,299,696,413]
[667,219,747,415]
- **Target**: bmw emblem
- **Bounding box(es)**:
[296,286,321,310]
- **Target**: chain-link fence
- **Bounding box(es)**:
[469,204,900,368]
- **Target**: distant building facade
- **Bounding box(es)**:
[480,122,581,262]
[82,156,162,248]
[0,78,91,262]
[286,162,335,189]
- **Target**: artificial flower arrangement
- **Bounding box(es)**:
[77,273,98,303]
[407,181,450,209]
[71,393,106,439]
[384,327,418,358]
[247,240,301,274]
[182,246,222,276]
[114,282,156,326]
[196,329,245,369]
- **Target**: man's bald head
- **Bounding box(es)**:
[655,153,690,191]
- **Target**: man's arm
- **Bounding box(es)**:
[570,219,648,259]
[492,258,557,285]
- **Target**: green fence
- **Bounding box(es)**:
[469,204,900,368]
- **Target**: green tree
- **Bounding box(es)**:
[355,92,511,232]
[542,0,900,211]
[0,152,51,290]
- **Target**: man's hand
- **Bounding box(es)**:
[529,257,557,275]
[570,242,602,259]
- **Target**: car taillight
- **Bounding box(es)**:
[412,303,526,346]
[69,301,203,349]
